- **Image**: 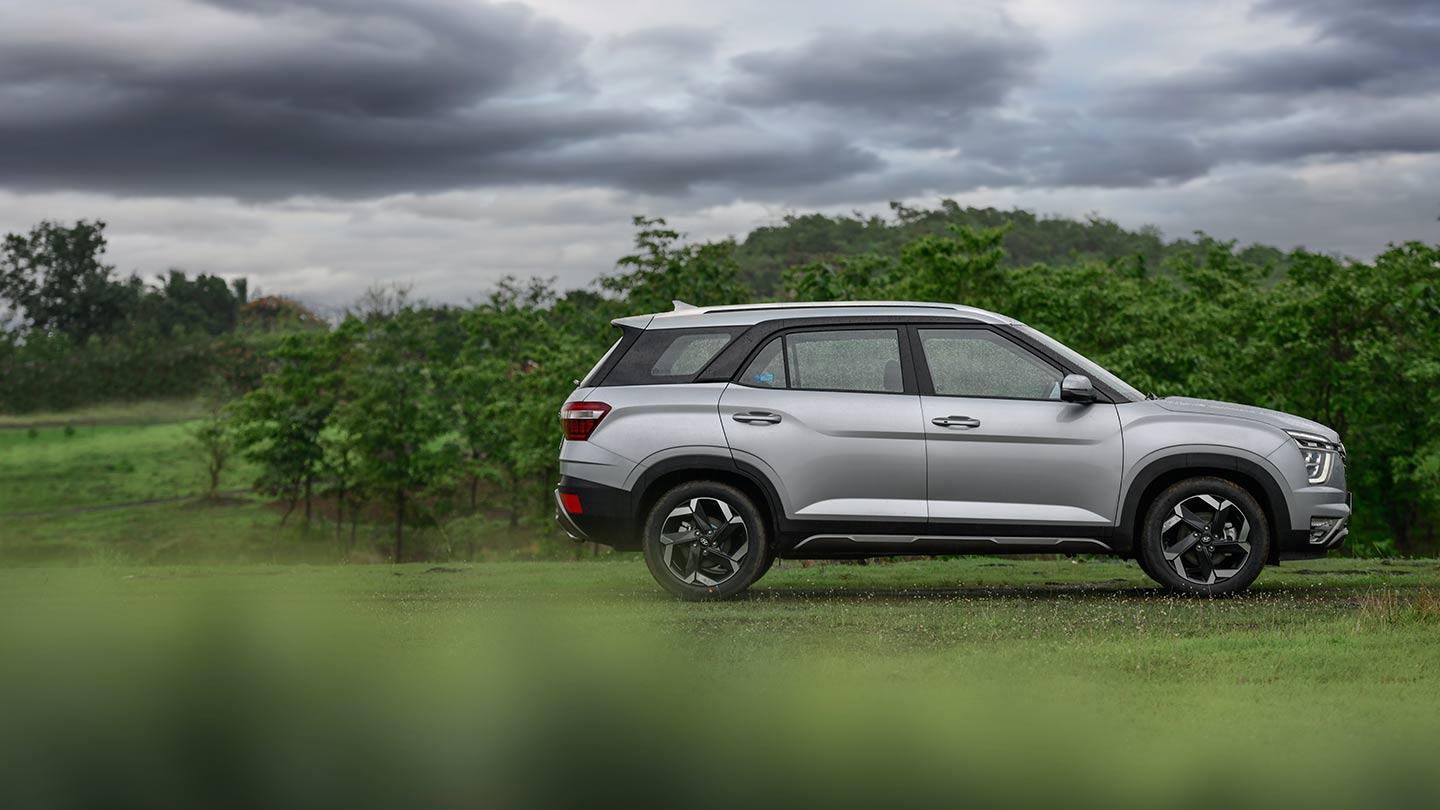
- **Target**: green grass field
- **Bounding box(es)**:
[4,402,1440,806]
[2,559,1438,807]
[0,403,565,563]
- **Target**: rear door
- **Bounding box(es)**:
[912,326,1123,530]
[719,326,927,523]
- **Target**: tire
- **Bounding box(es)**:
[756,550,778,580]
[1138,476,1270,596]
[642,481,769,601]
[1133,547,1161,582]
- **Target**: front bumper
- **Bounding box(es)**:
[1307,490,1352,550]
[1279,490,1351,560]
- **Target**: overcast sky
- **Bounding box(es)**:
[2,0,1437,308]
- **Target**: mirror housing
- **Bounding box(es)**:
[1060,374,1097,404]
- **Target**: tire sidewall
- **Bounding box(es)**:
[642,481,769,601]
[1139,477,1270,596]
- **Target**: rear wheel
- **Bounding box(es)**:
[1138,477,1270,596]
[642,481,769,601]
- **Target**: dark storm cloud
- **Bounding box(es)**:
[1218,107,1440,163]
[946,112,1214,192]
[1111,0,1440,121]
[725,27,1042,131]
[0,0,879,199]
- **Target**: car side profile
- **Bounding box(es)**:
[555,301,1351,600]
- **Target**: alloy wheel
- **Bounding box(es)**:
[659,497,750,587]
[1160,493,1251,585]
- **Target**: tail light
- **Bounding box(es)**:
[560,401,611,441]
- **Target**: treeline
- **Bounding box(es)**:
[5,207,1439,557]
[0,220,323,411]
[733,201,1289,294]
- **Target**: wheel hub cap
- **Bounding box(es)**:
[659,497,749,587]
[1160,494,1251,585]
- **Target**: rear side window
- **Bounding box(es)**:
[601,328,740,385]
[788,330,903,393]
[739,329,903,393]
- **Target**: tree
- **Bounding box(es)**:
[335,309,454,562]
[139,270,248,336]
[454,278,590,529]
[601,217,752,311]
[191,392,233,500]
[231,332,338,524]
[0,220,142,340]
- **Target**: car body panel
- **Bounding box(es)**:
[1156,396,1339,442]
[921,396,1123,525]
[718,386,928,521]
[560,383,728,490]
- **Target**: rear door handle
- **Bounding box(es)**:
[932,416,981,429]
[733,411,782,425]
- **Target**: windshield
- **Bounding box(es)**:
[1015,324,1146,403]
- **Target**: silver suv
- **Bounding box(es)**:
[555,302,1351,600]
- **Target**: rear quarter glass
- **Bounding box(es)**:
[600,327,747,386]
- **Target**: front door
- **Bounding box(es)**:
[913,326,1123,532]
[719,327,927,524]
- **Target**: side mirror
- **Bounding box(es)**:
[1060,374,1096,404]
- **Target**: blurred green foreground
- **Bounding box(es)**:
[2,558,1439,809]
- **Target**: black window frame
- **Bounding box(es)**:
[728,322,918,396]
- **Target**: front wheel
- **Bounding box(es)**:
[642,481,769,601]
[1138,477,1270,596]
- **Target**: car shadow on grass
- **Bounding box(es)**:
[737,579,1391,604]
[742,580,1156,602]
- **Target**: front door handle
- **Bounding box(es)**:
[733,411,782,425]
[932,416,981,429]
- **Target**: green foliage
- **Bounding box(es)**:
[331,308,455,561]
[190,394,233,499]
[231,332,340,523]
[601,216,752,310]
[0,220,257,412]
[0,220,140,340]
[454,279,577,526]
[739,201,1286,295]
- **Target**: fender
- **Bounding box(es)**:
[1114,451,1290,555]
[627,453,787,531]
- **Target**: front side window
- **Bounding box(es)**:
[919,329,1061,400]
[786,329,904,393]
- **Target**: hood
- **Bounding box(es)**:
[1156,397,1339,441]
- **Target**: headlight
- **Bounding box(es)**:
[1286,430,1342,484]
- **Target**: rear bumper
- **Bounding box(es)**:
[553,476,640,550]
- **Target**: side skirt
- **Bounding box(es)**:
[782,533,1115,558]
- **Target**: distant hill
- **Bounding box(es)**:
[732,201,1289,295]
